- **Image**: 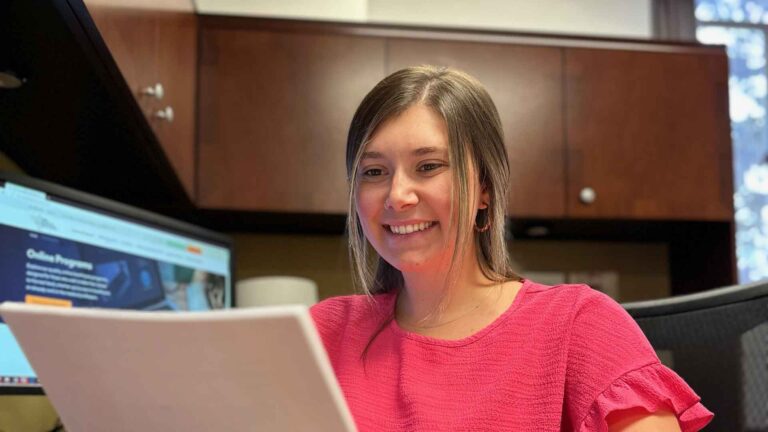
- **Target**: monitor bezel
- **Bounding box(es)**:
[0,171,237,395]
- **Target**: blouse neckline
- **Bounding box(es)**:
[386,278,531,347]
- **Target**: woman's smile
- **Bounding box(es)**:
[384,221,437,235]
[383,221,439,246]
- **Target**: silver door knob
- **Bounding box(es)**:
[140,83,164,100]
[579,187,596,204]
[153,106,174,122]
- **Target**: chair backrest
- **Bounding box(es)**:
[623,281,768,432]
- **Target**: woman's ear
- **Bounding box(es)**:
[479,184,490,210]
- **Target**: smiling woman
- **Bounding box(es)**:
[309,66,714,431]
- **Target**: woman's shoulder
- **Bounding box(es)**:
[514,279,636,343]
[522,279,617,313]
[521,280,656,369]
[525,279,602,296]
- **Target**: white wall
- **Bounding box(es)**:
[195,0,368,22]
[195,0,653,39]
[368,0,652,39]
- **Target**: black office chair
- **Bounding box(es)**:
[623,280,768,432]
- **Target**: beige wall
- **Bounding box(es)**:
[510,240,670,302]
[195,0,368,21]
[368,0,652,39]
[0,397,58,432]
[232,233,670,303]
[233,233,354,299]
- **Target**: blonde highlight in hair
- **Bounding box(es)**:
[346,65,520,307]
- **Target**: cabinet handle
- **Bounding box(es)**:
[153,106,174,123]
[140,83,164,100]
[579,187,596,204]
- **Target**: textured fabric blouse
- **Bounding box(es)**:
[310,279,714,431]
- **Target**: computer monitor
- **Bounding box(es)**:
[0,172,235,395]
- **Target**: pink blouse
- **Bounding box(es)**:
[310,279,714,431]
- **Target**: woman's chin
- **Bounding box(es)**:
[388,256,444,274]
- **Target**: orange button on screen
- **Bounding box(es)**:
[25,295,72,307]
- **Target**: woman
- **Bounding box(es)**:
[310,66,713,431]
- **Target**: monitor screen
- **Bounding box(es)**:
[0,173,234,394]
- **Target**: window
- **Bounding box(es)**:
[696,0,768,282]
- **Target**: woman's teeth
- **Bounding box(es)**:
[388,222,435,235]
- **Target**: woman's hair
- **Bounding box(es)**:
[346,65,521,302]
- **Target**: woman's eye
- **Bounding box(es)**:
[362,168,383,177]
[418,163,444,172]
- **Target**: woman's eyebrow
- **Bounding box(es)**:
[361,150,384,160]
[361,147,447,159]
[412,146,446,157]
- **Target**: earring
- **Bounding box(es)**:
[474,208,491,233]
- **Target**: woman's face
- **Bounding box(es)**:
[355,104,487,274]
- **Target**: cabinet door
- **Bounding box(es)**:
[154,11,197,199]
[83,0,197,200]
[387,39,565,218]
[198,28,386,213]
[565,48,733,220]
[84,1,158,116]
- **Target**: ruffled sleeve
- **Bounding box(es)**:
[577,362,714,431]
[562,286,713,431]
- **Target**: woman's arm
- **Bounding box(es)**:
[607,408,682,432]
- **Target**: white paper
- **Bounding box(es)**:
[0,302,357,432]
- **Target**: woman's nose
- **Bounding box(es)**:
[385,171,418,211]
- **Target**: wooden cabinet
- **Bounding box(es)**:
[565,48,733,221]
[197,26,386,213]
[195,18,733,226]
[83,0,197,199]
[386,39,565,218]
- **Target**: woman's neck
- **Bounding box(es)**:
[396,256,503,330]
